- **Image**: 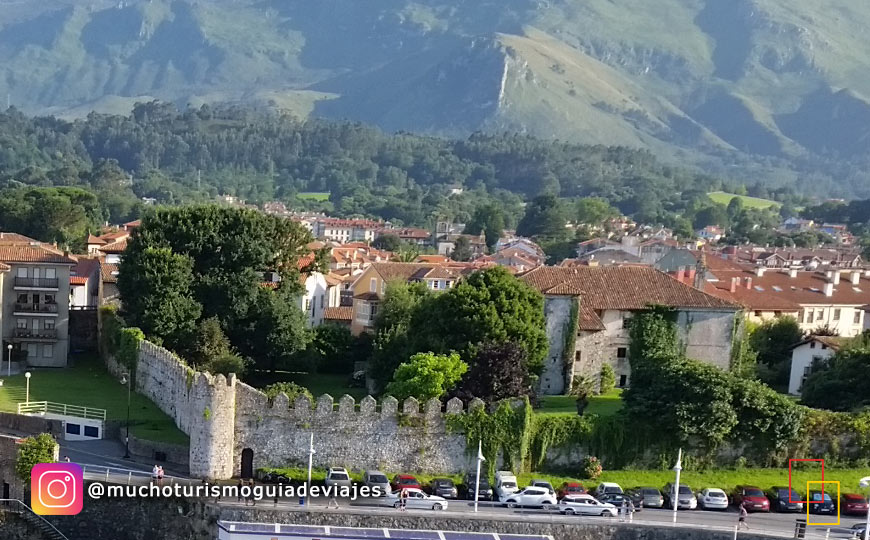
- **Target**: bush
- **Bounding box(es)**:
[203,352,247,377]
[580,455,602,480]
[263,382,313,406]
[599,364,615,395]
[16,434,57,483]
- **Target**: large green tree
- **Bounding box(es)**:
[802,347,870,411]
[517,194,567,239]
[750,317,804,388]
[370,281,432,388]
[386,352,468,401]
[465,204,505,249]
[119,206,314,373]
[411,267,548,375]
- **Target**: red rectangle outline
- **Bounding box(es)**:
[788,459,825,504]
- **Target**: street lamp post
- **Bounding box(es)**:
[306,433,315,507]
[859,476,870,540]
[6,343,12,377]
[24,372,31,404]
[120,373,131,459]
[672,448,683,524]
[474,440,485,513]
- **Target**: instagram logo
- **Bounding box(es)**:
[31,463,83,515]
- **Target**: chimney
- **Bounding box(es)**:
[730,277,738,294]
[824,282,834,297]
[832,271,841,285]
[677,266,686,283]
[745,277,753,290]
[825,270,833,279]
[755,266,766,277]
[852,271,861,285]
[687,267,697,284]
[789,268,798,278]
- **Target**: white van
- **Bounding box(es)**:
[494,471,519,501]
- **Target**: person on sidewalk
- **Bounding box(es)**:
[151,465,159,484]
[237,478,244,503]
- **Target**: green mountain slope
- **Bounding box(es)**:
[4,0,870,193]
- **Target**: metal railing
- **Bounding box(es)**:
[17,401,107,421]
[79,463,192,487]
[13,303,59,314]
[0,499,70,539]
[13,328,58,339]
[14,277,60,288]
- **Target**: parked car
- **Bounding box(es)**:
[663,483,698,510]
[840,494,869,516]
[807,490,837,515]
[696,488,729,510]
[362,470,391,496]
[594,482,623,498]
[598,493,631,507]
[494,471,519,500]
[325,467,352,488]
[428,478,458,499]
[558,494,618,517]
[628,487,663,509]
[530,479,555,496]
[733,486,770,513]
[384,488,448,510]
[391,474,422,492]
[558,482,587,498]
[766,486,803,513]
[501,486,557,508]
[849,523,867,539]
[260,471,290,484]
[460,471,493,501]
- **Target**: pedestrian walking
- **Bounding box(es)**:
[157,466,164,486]
[737,503,749,530]
[627,499,635,522]
[620,498,627,522]
[237,478,244,503]
[151,465,159,484]
[63,455,70,463]
[399,488,408,512]
[248,479,256,506]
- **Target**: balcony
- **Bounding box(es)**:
[14,277,59,289]
[13,303,59,315]
[14,328,58,340]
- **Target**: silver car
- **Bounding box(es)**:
[325,467,352,489]
[363,470,391,496]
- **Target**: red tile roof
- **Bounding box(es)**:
[87,234,106,245]
[70,276,88,285]
[371,262,460,282]
[579,305,606,331]
[520,266,737,310]
[324,306,353,321]
[101,263,120,283]
[0,245,76,264]
[98,239,128,254]
[0,232,38,243]
[705,268,870,308]
[415,255,451,264]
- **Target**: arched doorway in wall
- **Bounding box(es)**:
[241,448,254,479]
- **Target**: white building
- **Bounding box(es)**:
[788,336,844,395]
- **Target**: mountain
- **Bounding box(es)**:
[3,0,870,195]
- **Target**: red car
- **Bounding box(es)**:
[391,474,422,492]
[558,482,586,498]
[840,493,869,516]
[732,485,770,512]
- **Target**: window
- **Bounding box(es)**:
[83,425,99,438]
[616,347,627,359]
[774,311,782,318]
[574,351,581,362]
[43,344,53,358]
[44,294,55,304]
[16,319,27,329]
[810,341,816,349]
[431,280,440,290]
[320,294,325,309]
[804,310,813,324]
[621,316,632,329]
[369,278,377,293]
[66,423,81,435]
[834,308,841,321]
[17,294,28,304]
[44,320,54,330]
[45,268,56,279]
[17,267,27,278]
[26,344,37,358]
[855,311,862,325]
[754,311,762,317]
[304,298,311,311]
[816,309,824,321]
[369,302,379,319]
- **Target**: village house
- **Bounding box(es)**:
[520,266,740,395]
[314,218,382,243]
[0,232,77,368]
[787,335,846,396]
[349,262,462,334]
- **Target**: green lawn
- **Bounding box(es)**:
[0,355,188,445]
[708,191,781,209]
[296,192,331,201]
[537,389,623,416]
[258,465,870,494]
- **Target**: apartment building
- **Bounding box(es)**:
[314,218,382,243]
[0,233,76,367]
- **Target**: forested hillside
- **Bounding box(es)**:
[4,0,870,197]
[0,103,799,250]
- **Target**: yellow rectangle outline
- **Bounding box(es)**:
[806,481,840,526]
